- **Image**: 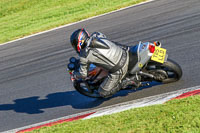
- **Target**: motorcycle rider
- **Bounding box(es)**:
[70,28,130,98]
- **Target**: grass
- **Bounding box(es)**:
[0,0,147,44]
[29,95,200,133]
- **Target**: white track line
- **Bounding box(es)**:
[0,0,155,46]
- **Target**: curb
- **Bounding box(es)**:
[8,85,200,133]
[171,89,200,100]
[16,112,95,133]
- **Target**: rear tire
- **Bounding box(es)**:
[146,59,182,83]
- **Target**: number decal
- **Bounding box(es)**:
[151,47,167,63]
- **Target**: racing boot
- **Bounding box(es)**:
[121,76,140,89]
[98,84,120,98]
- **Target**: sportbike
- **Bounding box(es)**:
[67,41,182,98]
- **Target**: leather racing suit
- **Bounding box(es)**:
[75,32,129,98]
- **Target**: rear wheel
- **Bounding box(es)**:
[146,59,182,83]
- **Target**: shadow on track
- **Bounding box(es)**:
[0,82,161,114]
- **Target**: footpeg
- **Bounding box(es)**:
[121,77,140,89]
[141,82,150,87]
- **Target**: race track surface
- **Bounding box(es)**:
[0,0,200,131]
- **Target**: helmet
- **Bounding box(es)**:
[70,28,89,53]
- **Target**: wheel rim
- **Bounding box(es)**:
[147,64,178,82]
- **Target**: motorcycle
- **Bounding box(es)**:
[67,41,182,98]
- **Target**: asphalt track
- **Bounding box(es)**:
[0,0,200,132]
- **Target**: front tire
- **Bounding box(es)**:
[146,59,182,83]
[73,80,102,98]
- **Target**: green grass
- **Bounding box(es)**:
[0,0,146,44]
[29,95,200,133]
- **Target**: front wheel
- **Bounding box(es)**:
[146,59,182,83]
[73,80,102,98]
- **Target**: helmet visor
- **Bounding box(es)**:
[77,31,84,52]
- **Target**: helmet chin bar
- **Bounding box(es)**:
[77,40,86,52]
[81,40,87,49]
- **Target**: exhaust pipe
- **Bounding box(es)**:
[138,71,154,78]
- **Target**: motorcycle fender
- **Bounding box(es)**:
[130,49,151,74]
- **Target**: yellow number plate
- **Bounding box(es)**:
[151,46,167,63]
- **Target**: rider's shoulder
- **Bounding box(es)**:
[91,32,107,39]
